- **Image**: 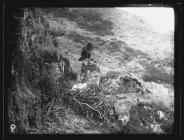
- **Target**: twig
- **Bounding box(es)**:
[45,97,55,117]
[45,99,53,109]
[73,95,103,121]
[80,101,103,121]
[94,101,102,109]
[74,90,83,98]
[53,106,66,111]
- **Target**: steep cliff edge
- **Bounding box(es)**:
[8,8,76,133]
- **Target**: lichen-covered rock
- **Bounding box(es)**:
[99,71,149,95]
[120,103,174,134]
[80,59,101,86]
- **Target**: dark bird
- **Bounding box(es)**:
[79,42,93,61]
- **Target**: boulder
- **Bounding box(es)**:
[80,59,101,86]
[122,103,174,134]
[99,71,149,95]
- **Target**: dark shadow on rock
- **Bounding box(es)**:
[122,103,174,134]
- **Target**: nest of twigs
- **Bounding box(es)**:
[42,83,122,134]
[61,84,119,128]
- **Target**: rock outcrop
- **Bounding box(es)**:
[121,103,174,134]
[80,59,101,86]
[99,71,150,95]
[78,63,173,134]
[8,8,75,133]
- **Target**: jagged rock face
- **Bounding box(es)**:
[122,103,174,134]
[8,86,42,134]
[99,71,146,95]
[8,8,74,133]
[80,60,101,86]
[111,98,174,134]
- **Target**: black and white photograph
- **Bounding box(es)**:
[5,5,177,135]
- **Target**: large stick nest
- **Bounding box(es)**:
[61,84,119,127]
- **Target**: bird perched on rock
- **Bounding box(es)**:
[79,42,93,61]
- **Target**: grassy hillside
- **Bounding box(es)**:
[43,8,174,85]
[42,6,174,122]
